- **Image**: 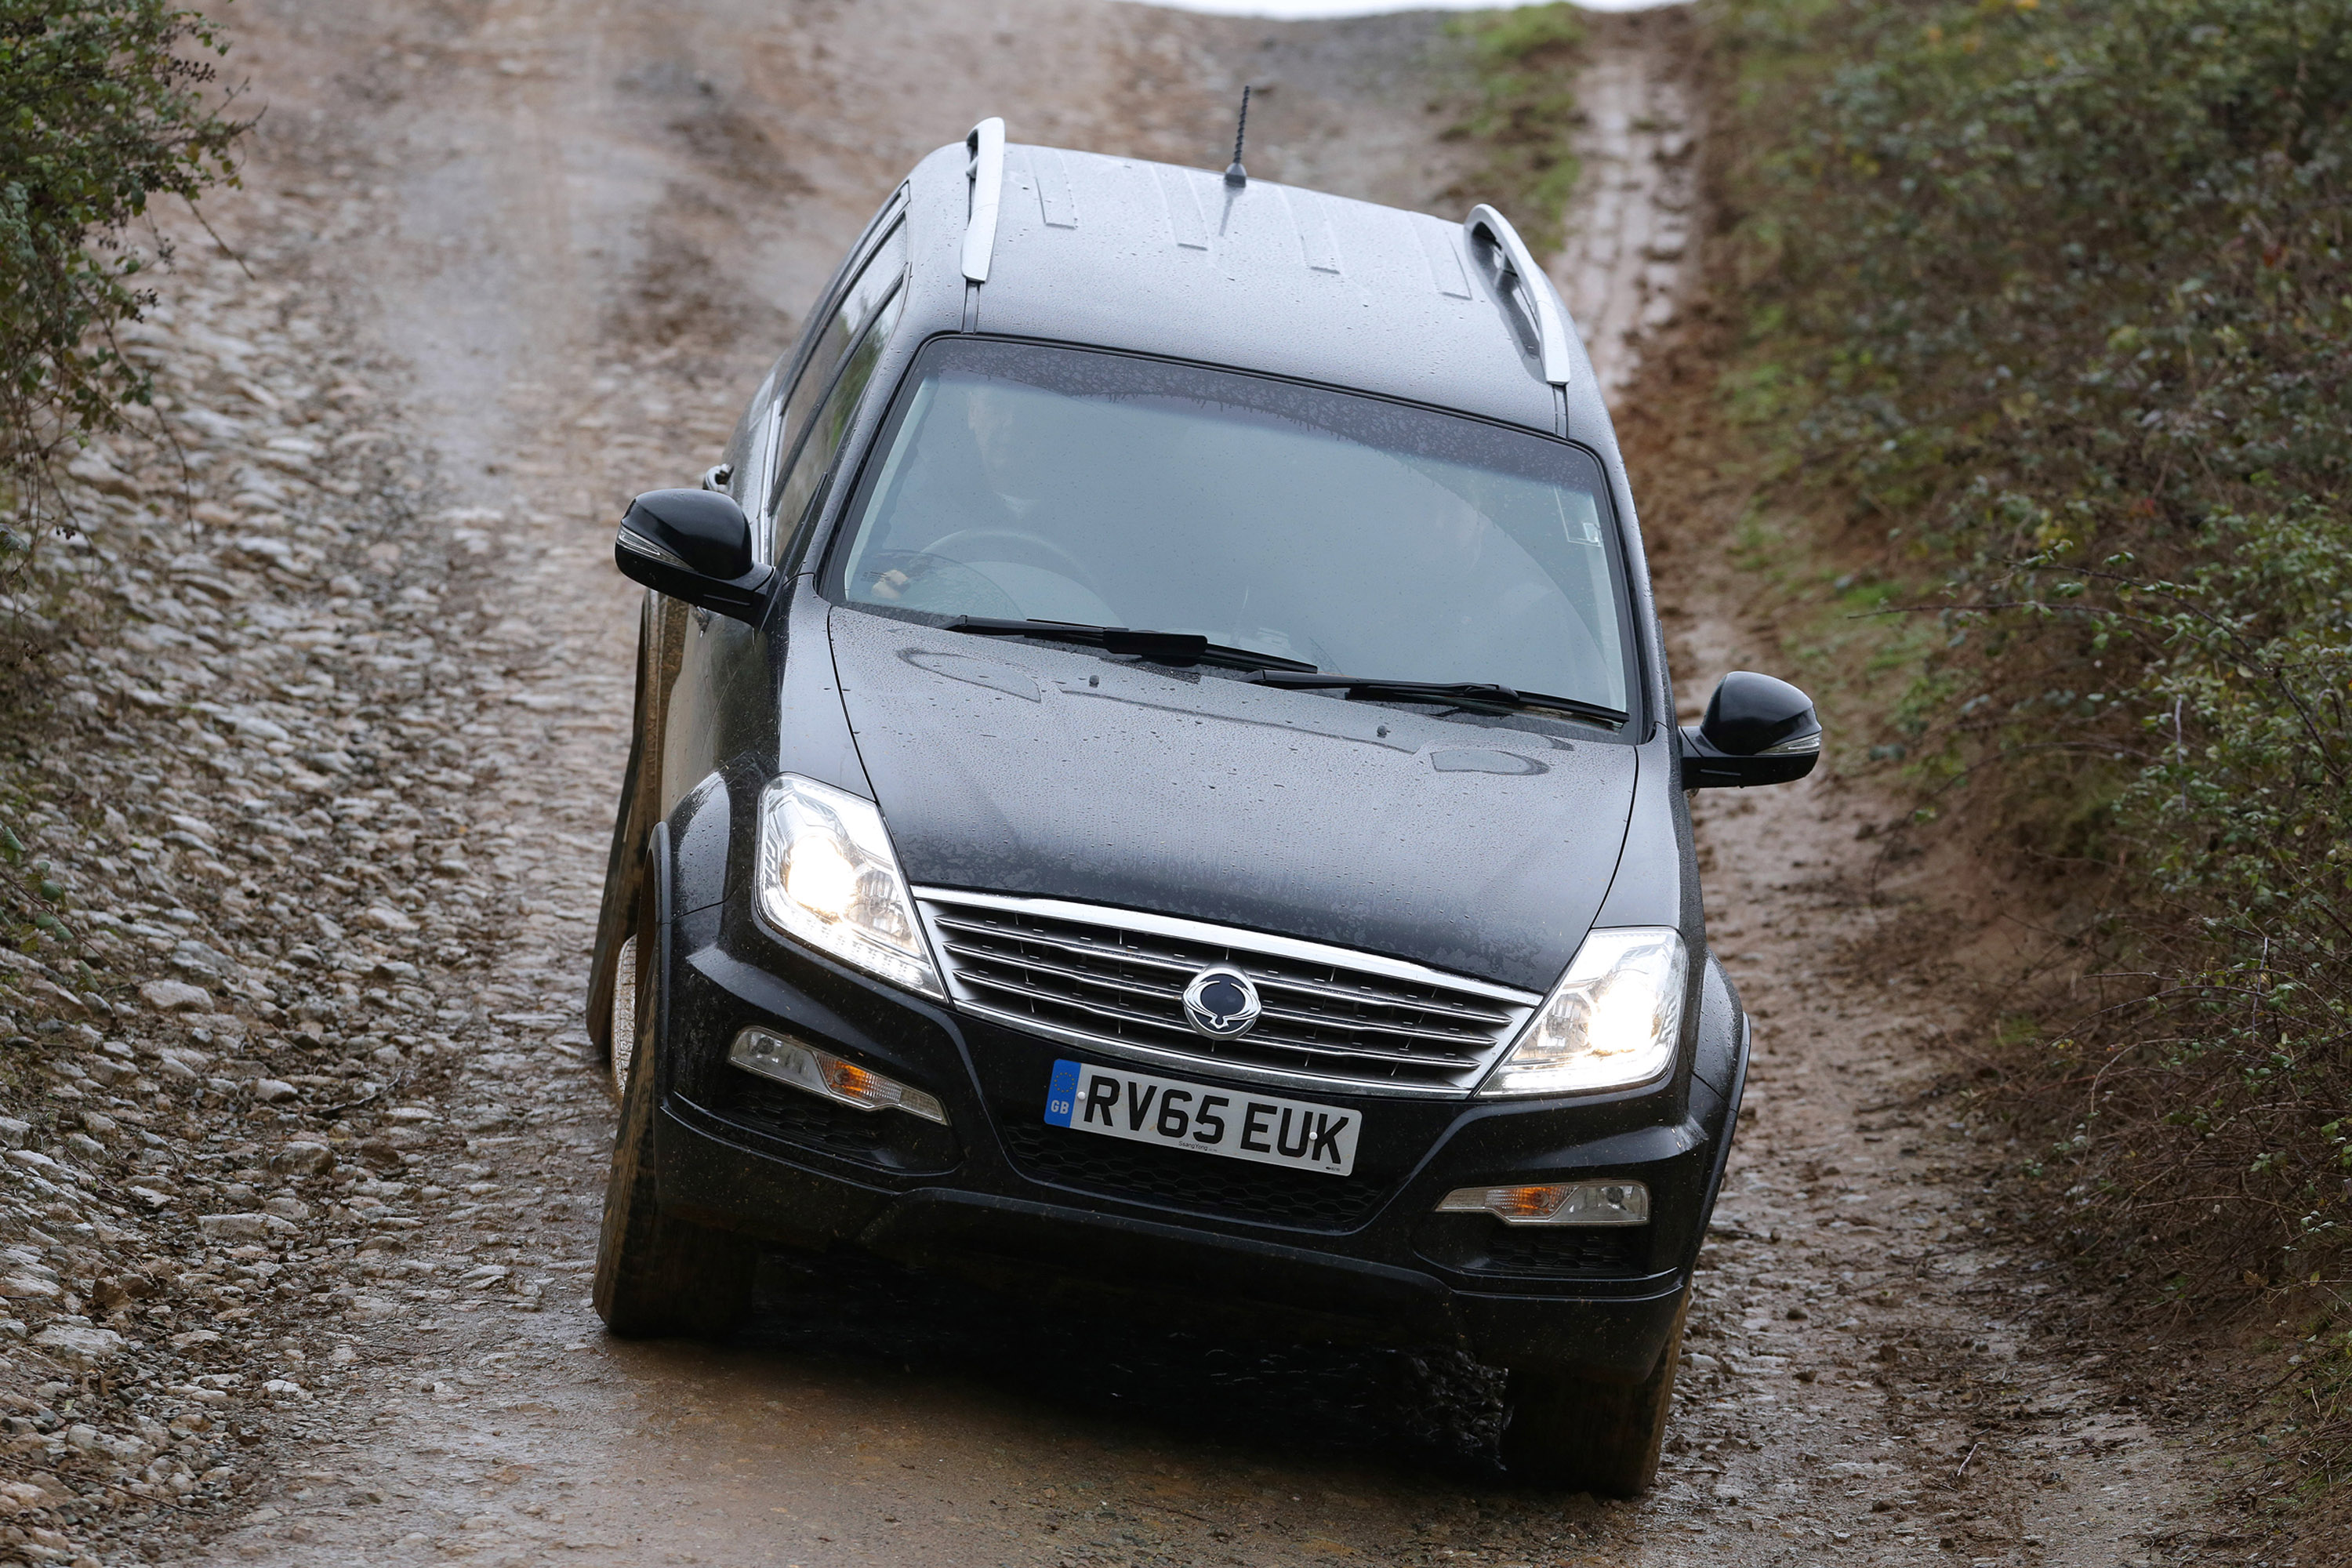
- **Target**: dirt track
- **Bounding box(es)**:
[0,2,2228,1564]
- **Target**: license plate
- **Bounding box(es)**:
[1043,1059,1359,1177]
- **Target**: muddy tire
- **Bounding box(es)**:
[1499,1285,1690,1496]
[586,600,679,1072]
[606,933,637,1100]
[592,884,753,1340]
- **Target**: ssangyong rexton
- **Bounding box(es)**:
[586,119,1821,1495]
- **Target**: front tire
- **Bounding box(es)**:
[608,934,637,1100]
[592,883,753,1339]
[1499,1284,1690,1496]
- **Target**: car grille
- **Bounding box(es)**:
[916,889,1541,1098]
[998,1121,1391,1232]
[1411,1215,1646,1277]
[710,1077,960,1175]
[1472,1226,1643,1277]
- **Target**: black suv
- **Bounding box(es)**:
[587,119,1820,1495]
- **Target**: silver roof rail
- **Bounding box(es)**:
[1465,204,1573,387]
[962,118,1007,285]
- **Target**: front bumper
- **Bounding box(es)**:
[646,899,1742,1380]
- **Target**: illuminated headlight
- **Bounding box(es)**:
[730,1026,948,1124]
[1479,927,1687,1095]
[1436,1181,1650,1226]
[754,774,945,1000]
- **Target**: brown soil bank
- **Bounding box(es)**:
[1628,0,2351,1557]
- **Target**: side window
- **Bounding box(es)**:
[729,187,908,533]
[768,278,909,566]
[720,355,789,506]
[762,222,909,546]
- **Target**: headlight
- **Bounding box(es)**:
[1479,927,1686,1096]
[754,775,944,1000]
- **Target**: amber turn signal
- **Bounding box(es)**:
[1436,1181,1650,1226]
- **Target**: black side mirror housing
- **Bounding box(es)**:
[1679,671,1822,789]
[613,488,773,624]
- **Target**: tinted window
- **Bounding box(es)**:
[719,356,786,509]
[769,279,908,562]
[826,339,1633,718]
[765,222,909,555]
[724,191,909,517]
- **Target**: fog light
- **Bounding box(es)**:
[1436,1181,1649,1226]
[728,1027,948,1124]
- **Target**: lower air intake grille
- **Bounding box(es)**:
[1471,1226,1642,1277]
[1000,1121,1390,1232]
[716,1077,959,1175]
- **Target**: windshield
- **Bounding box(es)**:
[824,339,1634,719]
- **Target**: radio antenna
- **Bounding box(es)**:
[1224,85,1251,187]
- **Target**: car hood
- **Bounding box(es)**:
[826,608,1639,994]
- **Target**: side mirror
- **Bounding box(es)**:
[613,488,773,624]
[1679,671,1821,789]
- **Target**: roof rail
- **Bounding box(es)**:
[962,118,1007,285]
[1464,204,1573,387]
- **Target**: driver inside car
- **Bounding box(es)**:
[859,379,1120,626]
[849,365,1616,701]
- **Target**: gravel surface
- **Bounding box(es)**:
[0,192,607,1565]
[0,4,2231,1566]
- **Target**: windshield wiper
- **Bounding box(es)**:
[943,616,1316,672]
[1250,671,1628,727]
[938,620,1621,720]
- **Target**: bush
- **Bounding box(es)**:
[1705,0,2350,1417]
[0,1,245,529]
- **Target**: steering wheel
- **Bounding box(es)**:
[924,528,1102,597]
[853,551,1022,618]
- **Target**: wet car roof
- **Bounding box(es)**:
[904,140,1595,438]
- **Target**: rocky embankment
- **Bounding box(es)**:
[0,223,605,1565]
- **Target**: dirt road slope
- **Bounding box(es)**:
[0,2,2233,1565]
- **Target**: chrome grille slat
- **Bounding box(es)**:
[1250,1004,1484,1051]
[955,969,1479,1069]
[937,940,1184,1006]
[932,913,1193,971]
[916,887,1543,1099]
[954,961,1480,1064]
[943,939,1493,1052]
[1250,974,1516,1029]
[931,909,1519,1031]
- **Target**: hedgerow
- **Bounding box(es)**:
[1704,0,2350,1486]
[2,3,246,989]
[0,1,245,547]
